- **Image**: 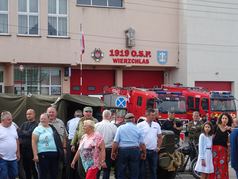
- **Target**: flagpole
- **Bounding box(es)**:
[80,53,83,95]
[80,24,83,95]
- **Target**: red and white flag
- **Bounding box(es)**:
[80,31,85,55]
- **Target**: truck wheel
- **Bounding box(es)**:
[190,158,201,179]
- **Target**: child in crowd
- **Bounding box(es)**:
[195,122,214,179]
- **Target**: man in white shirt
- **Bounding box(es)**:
[66,109,82,179]
[95,110,117,179]
[0,111,20,179]
[67,109,82,141]
[137,108,162,179]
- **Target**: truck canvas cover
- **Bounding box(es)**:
[0,93,105,125]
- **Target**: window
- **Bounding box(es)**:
[18,0,39,35]
[0,0,8,34]
[137,96,142,106]
[14,66,61,95]
[77,0,123,8]
[201,98,209,111]
[210,99,236,112]
[48,0,68,36]
[195,98,200,111]
[88,86,96,91]
[187,96,194,110]
[146,98,154,109]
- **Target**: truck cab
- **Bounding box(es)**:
[161,85,210,120]
[154,90,187,120]
[210,91,236,118]
[103,87,157,120]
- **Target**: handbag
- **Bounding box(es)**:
[49,124,64,161]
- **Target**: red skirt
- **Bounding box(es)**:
[208,145,229,179]
[86,167,99,179]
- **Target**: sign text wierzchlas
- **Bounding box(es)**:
[109,49,151,64]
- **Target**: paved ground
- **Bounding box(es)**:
[108,166,236,178]
[175,165,236,179]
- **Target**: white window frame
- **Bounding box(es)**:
[48,0,68,37]
[18,0,39,36]
[0,0,9,34]
[14,67,61,95]
[76,0,123,8]
[39,67,62,95]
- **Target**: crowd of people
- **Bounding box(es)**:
[0,106,238,179]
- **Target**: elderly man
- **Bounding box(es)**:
[47,106,68,179]
[18,109,38,179]
[187,111,203,144]
[0,111,20,179]
[137,108,162,179]
[111,113,146,179]
[95,110,117,179]
[71,106,98,179]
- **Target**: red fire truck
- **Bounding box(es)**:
[158,84,236,120]
[103,87,157,120]
[154,90,187,120]
[210,91,236,118]
[161,85,210,120]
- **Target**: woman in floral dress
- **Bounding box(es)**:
[71,120,106,179]
[209,113,232,179]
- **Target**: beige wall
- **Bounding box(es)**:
[0,0,179,67]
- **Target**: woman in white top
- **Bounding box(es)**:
[195,122,214,179]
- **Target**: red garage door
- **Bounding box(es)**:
[70,69,115,95]
[195,81,232,91]
[123,70,164,88]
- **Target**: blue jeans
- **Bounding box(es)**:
[139,150,158,179]
[0,158,18,179]
[117,147,140,179]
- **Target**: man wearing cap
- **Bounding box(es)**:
[71,106,98,179]
[137,108,162,179]
[111,113,146,179]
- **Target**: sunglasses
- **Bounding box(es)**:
[85,111,92,113]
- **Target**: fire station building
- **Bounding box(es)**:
[0,0,238,98]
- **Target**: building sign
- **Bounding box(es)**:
[157,51,168,64]
[109,49,151,64]
[91,48,104,62]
